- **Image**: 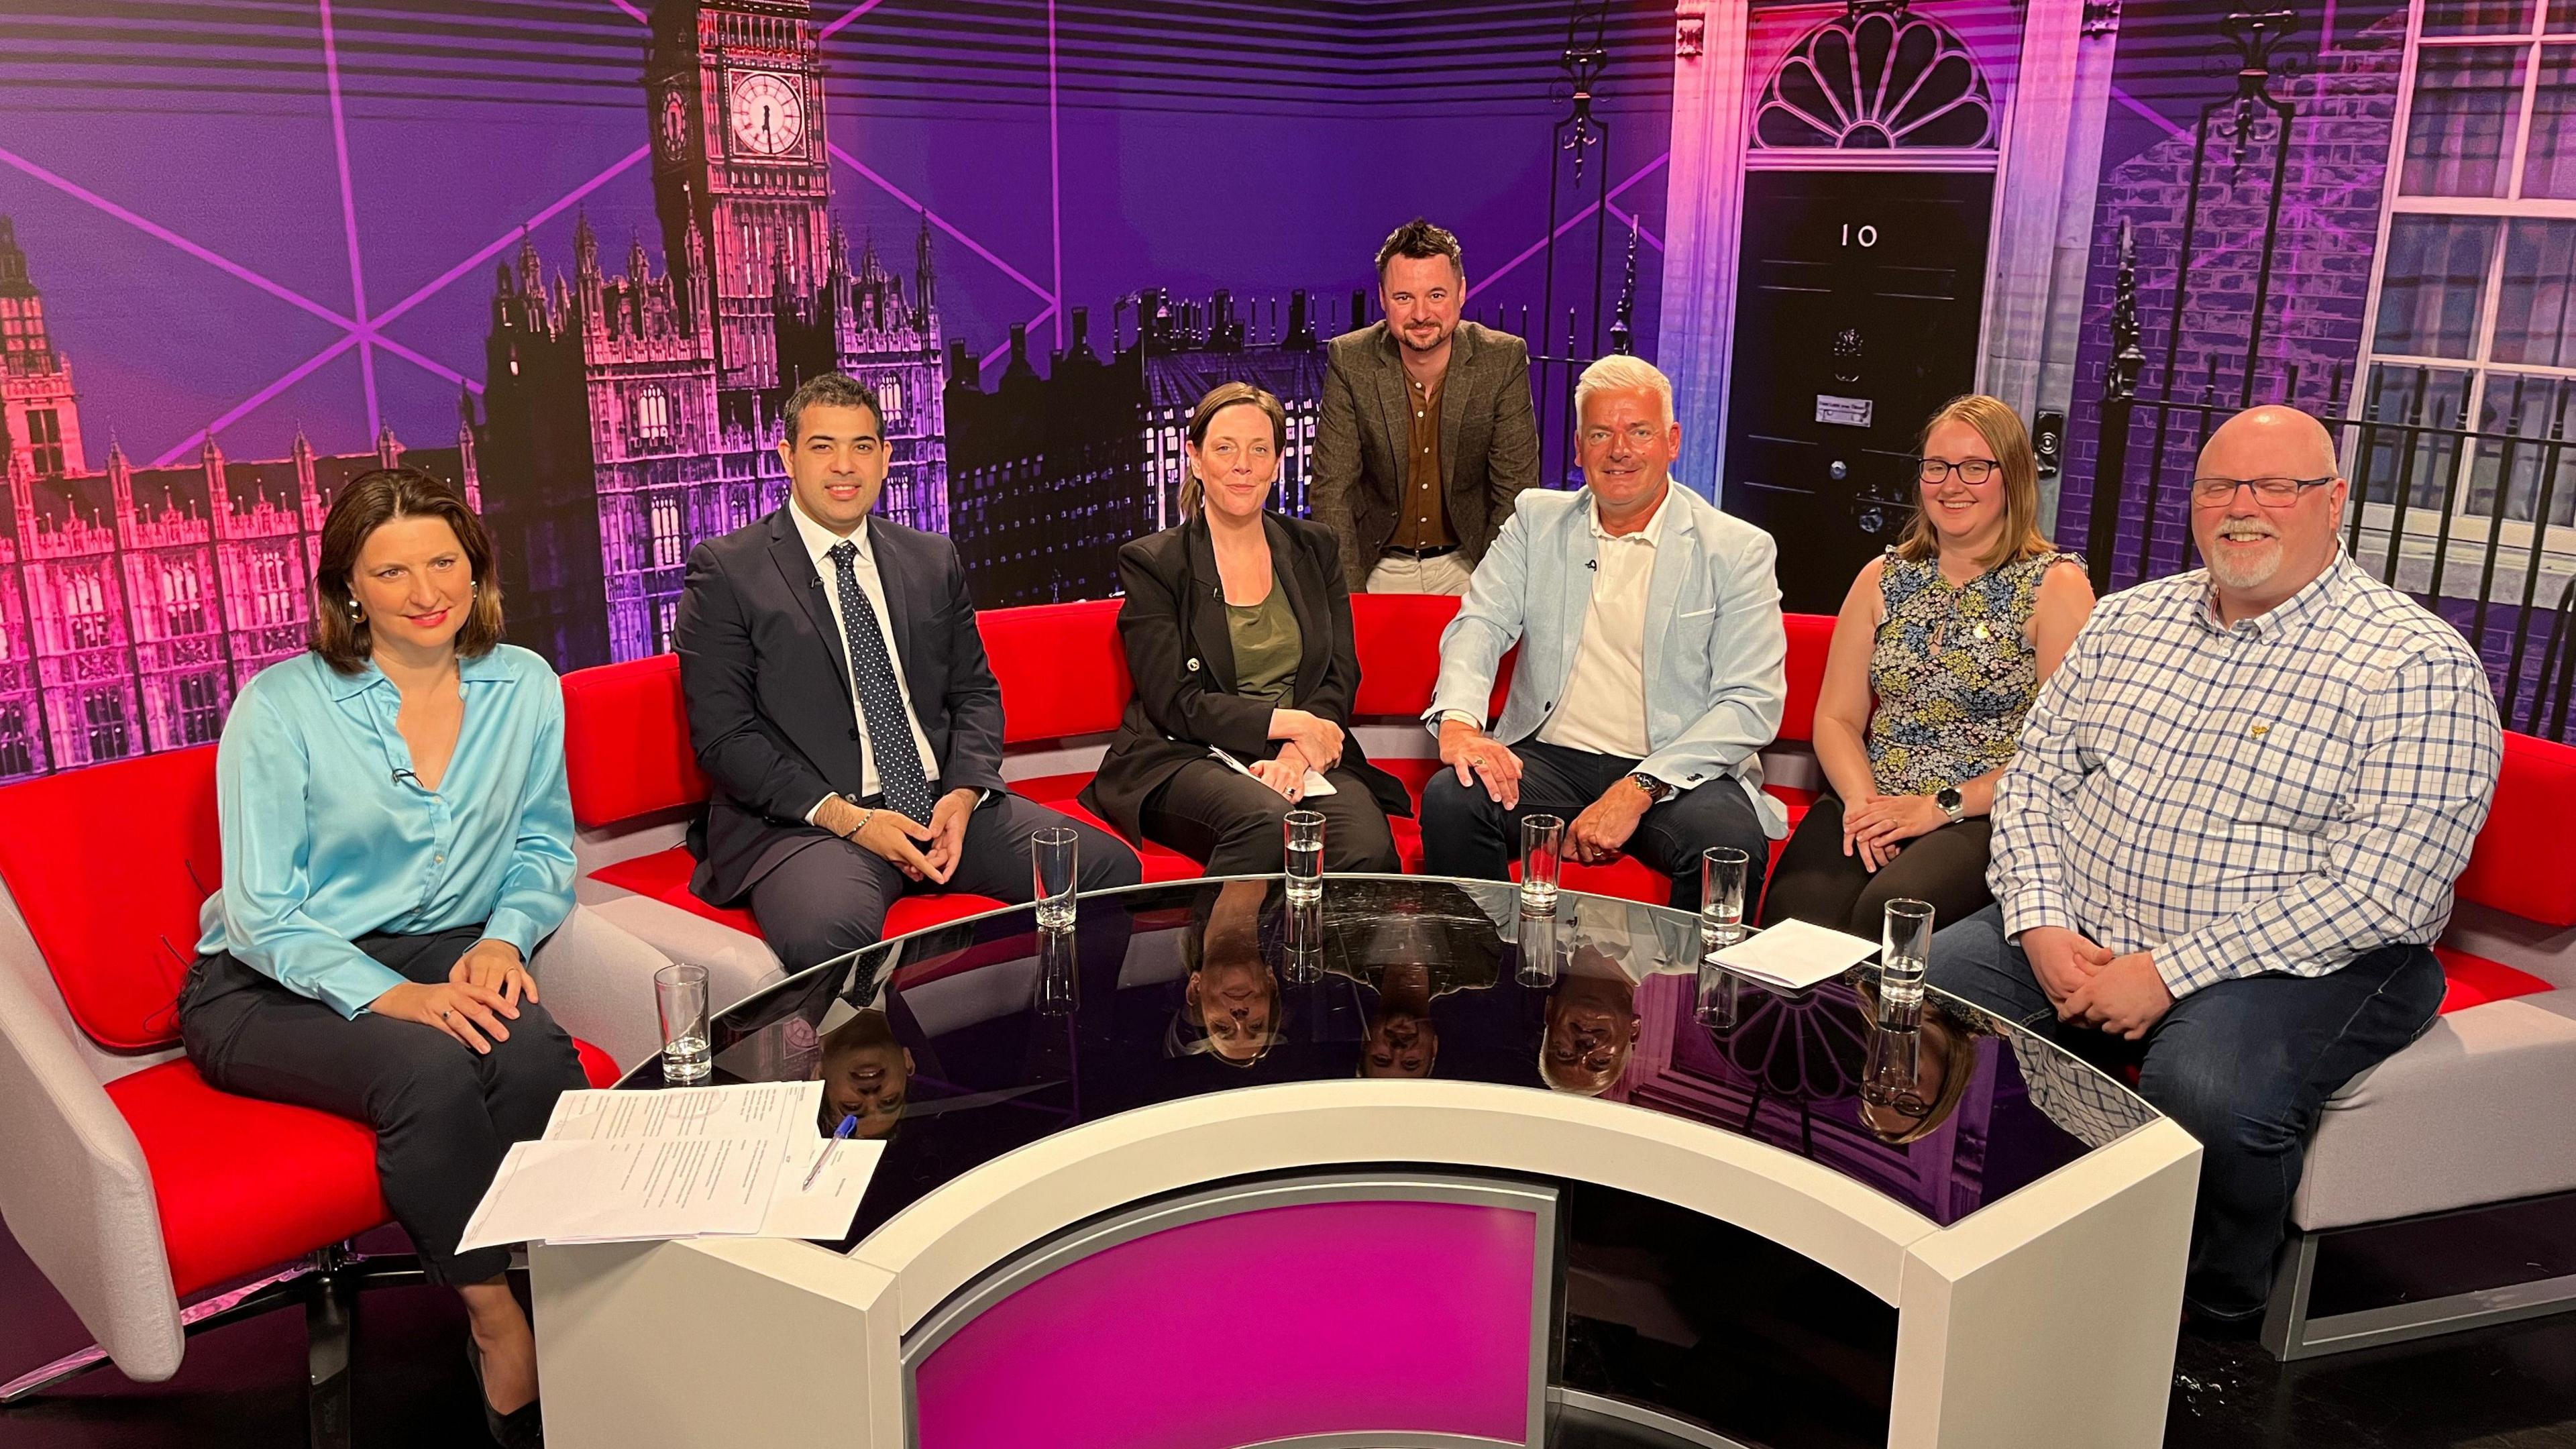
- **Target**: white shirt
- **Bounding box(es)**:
[788,499,942,820]
[1534,491,1666,759]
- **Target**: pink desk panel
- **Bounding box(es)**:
[911,1197,1543,1449]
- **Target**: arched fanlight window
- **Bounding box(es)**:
[1754,3,1996,151]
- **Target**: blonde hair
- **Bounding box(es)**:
[1572,354,1675,427]
[1179,382,1288,519]
[1896,394,2053,571]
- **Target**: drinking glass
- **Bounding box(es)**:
[1882,898,1935,1009]
[1032,826,1079,930]
[1283,810,1326,904]
[1519,814,1565,913]
[1862,1023,1925,1115]
[1700,847,1750,944]
[654,963,712,1084]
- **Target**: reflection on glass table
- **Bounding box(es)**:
[637,875,2161,1246]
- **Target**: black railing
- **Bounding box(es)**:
[2080,9,2576,744]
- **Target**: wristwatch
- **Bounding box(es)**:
[1628,771,1674,804]
[1934,786,1966,825]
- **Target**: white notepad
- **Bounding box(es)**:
[1706,918,1881,990]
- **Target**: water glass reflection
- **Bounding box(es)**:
[1035,924,1077,1016]
[1694,958,1741,1030]
[1283,893,1325,985]
[1515,908,1562,987]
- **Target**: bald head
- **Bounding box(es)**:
[2192,404,2347,622]
[2198,404,2339,480]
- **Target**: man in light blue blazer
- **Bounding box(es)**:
[1421,354,1787,911]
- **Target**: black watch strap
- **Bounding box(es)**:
[1629,771,1672,802]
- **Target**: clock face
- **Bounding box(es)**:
[727,72,805,157]
[659,89,690,160]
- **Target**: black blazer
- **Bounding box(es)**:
[1079,512,1413,844]
[674,507,1009,906]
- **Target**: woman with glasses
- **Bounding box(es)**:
[1760,396,2094,938]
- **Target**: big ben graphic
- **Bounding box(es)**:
[480,0,947,670]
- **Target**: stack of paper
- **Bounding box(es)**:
[1706,918,1881,991]
[458,1081,882,1252]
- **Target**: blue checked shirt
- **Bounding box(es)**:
[1989,552,2501,999]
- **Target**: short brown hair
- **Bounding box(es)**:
[782,371,884,445]
[1178,382,1289,519]
[1895,394,2054,571]
[311,468,504,673]
[1375,218,1463,281]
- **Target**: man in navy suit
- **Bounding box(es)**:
[674,373,1140,969]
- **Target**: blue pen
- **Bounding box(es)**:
[802,1113,858,1191]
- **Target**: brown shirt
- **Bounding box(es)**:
[1387,372,1456,550]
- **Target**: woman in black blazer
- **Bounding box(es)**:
[1081,382,1409,875]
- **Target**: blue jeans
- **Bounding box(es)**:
[1928,904,2446,1320]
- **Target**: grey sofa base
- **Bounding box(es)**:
[2263,1188,2576,1360]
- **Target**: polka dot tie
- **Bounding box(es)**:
[828,541,936,824]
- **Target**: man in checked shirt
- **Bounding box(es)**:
[1928,405,2503,1326]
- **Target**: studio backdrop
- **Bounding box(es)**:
[0,0,2568,783]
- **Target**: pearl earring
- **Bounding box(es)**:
[346,598,364,623]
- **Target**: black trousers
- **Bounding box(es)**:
[178,924,585,1287]
[749,792,1142,971]
[1417,739,1770,912]
[1138,758,1402,877]
[1758,794,1996,938]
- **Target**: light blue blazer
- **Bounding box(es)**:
[1425,484,1790,837]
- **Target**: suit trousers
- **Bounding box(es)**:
[1927,903,2447,1320]
[178,924,586,1287]
[1758,794,1996,937]
[1138,758,1401,877]
[1365,551,1474,596]
[749,792,1142,971]
[1418,739,1770,912]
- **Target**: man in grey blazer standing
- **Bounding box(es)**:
[1421,355,1787,910]
[1311,219,1542,594]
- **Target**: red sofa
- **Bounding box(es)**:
[558,596,1837,1000]
[0,745,633,1414]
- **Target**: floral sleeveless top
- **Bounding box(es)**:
[1866,547,2080,798]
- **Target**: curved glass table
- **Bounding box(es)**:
[599,875,2169,1449]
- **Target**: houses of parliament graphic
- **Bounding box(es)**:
[0,0,949,780]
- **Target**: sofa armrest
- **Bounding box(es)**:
[0,935,183,1383]
[531,904,681,1077]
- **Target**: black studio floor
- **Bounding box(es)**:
[3,1226,2572,1449]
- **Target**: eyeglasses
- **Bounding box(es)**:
[2190,475,2334,507]
[1917,458,2000,485]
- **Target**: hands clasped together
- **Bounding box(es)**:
[368,938,537,1053]
[1249,708,1345,803]
[816,787,983,883]
[2021,924,2176,1040]
[1838,791,1949,871]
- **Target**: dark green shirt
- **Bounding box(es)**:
[1226,579,1303,706]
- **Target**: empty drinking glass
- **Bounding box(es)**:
[1283,810,1326,904]
[1701,847,1750,944]
[1032,826,1079,930]
[1882,898,1934,1010]
[655,963,711,1084]
[1519,814,1565,913]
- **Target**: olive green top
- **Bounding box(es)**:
[1226,577,1303,706]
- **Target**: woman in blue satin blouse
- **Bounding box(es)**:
[178,468,580,1448]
